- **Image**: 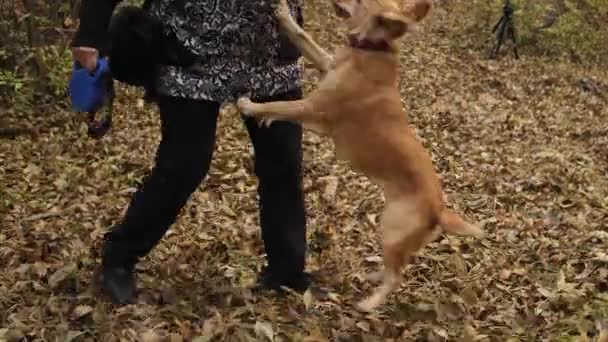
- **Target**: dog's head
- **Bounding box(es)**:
[333,0,432,48]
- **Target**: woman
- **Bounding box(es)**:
[71,0,310,304]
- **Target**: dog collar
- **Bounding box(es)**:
[348,36,393,52]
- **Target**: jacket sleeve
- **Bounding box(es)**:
[71,0,122,53]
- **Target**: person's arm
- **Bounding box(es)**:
[72,0,122,51]
[71,0,122,71]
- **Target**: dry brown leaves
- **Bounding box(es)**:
[1,1,607,341]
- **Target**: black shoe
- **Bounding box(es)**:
[101,264,137,304]
[256,267,312,294]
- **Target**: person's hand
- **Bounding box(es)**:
[72,46,99,72]
[69,47,110,114]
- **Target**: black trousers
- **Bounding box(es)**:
[103,88,307,280]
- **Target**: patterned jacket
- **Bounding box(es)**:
[72,0,304,104]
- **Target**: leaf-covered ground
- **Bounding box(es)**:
[1,1,608,341]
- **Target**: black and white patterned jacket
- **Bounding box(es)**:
[73,0,304,104]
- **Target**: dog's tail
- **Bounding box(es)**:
[437,209,484,238]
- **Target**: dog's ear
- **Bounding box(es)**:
[333,0,358,18]
[371,0,432,39]
[405,0,432,23]
[373,12,409,39]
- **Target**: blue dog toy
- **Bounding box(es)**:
[69,57,115,138]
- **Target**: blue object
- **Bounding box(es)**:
[69,57,111,113]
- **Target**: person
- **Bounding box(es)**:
[71,0,311,304]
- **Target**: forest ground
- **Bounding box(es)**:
[1,0,608,341]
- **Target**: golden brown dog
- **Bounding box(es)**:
[237,0,484,312]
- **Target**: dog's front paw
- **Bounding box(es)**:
[237,97,256,116]
[258,116,277,128]
[274,0,292,22]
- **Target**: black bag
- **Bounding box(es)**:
[107,2,197,92]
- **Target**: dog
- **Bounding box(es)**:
[237,0,485,312]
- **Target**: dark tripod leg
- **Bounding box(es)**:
[507,24,519,59]
[489,16,505,59]
[491,19,507,59]
[491,16,504,34]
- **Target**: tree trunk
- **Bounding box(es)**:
[21,0,39,47]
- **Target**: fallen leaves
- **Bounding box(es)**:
[254,321,275,342]
[319,176,339,202]
[48,263,77,289]
[302,288,314,311]
[0,0,607,340]
[140,331,163,342]
[71,305,93,320]
[0,328,25,342]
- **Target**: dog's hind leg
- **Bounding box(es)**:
[356,198,431,312]
[365,224,442,285]
[274,0,333,73]
[365,269,385,283]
